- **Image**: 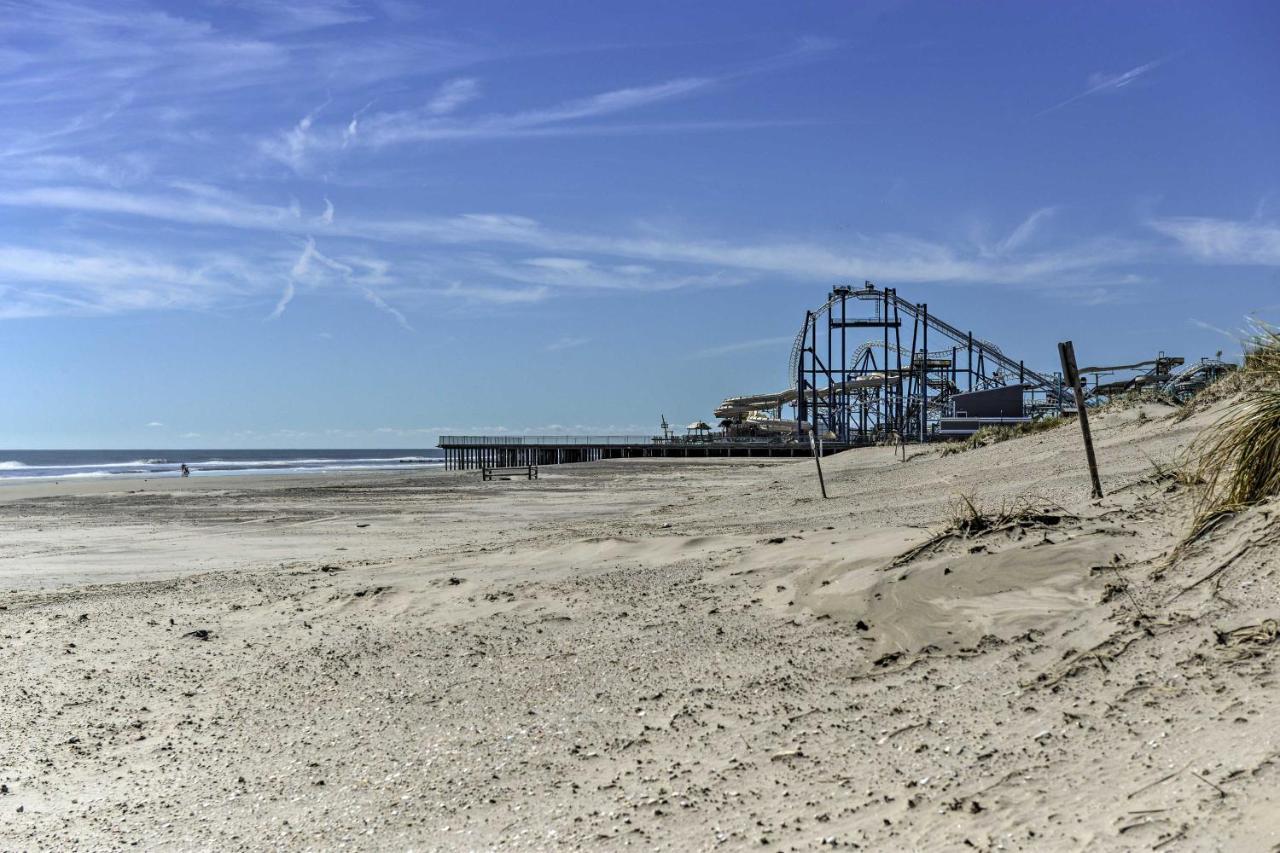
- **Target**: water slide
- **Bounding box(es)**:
[714,372,901,419]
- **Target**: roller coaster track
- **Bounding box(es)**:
[788,285,1056,391]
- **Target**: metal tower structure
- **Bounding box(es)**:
[792,282,1060,442]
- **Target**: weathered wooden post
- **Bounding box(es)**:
[1058,340,1104,499]
[807,429,828,499]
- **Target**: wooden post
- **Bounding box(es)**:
[807,430,828,499]
[1058,340,1104,499]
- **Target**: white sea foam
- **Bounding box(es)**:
[0,455,444,483]
[0,459,170,471]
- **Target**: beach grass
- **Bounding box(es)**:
[1187,324,1280,534]
[938,415,1065,456]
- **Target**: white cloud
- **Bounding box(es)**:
[268,237,316,320]
[526,257,592,272]
[694,335,795,358]
[374,421,651,438]
[1037,58,1167,117]
[270,279,295,319]
[433,282,551,304]
[280,236,413,329]
[316,39,834,152]
[0,183,1158,309]
[291,237,317,275]
[261,100,331,172]
[341,100,376,148]
[1189,318,1243,342]
[147,421,164,427]
[546,336,589,351]
[476,255,740,293]
[0,185,302,232]
[996,207,1057,255]
[215,36,835,177]
[1149,217,1280,266]
[356,75,716,149]
[2,153,151,187]
[240,0,371,34]
[428,78,481,115]
[0,243,260,318]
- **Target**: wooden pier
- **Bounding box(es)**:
[437,435,846,471]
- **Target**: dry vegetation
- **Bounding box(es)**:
[1094,387,1180,412]
[938,414,1065,456]
[1187,324,1280,532]
[888,491,1073,567]
[936,326,1278,548]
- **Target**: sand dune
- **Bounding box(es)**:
[1,400,1278,850]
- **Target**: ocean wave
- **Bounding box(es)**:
[0,471,116,481]
[0,455,442,473]
[194,456,439,468]
[0,461,445,483]
[190,461,444,474]
[0,459,172,471]
[0,454,444,483]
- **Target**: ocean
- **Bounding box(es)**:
[0,449,444,482]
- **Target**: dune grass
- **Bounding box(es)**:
[889,492,1073,567]
[1094,387,1179,413]
[1187,324,1280,535]
[938,415,1065,456]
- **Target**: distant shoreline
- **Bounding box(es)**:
[0,449,444,485]
[0,465,453,503]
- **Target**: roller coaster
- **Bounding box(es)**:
[716,282,1061,443]
[716,282,1236,444]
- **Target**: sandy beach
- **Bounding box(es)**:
[2,400,1278,851]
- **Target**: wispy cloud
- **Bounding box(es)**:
[1149,216,1280,266]
[0,0,485,186]
[270,278,295,320]
[1037,58,1167,117]
[340,100,376,148]
[546,335,590,351]
[371,421,652,438]
[261,99,331,172]
[0,184,305,231]
[300,39,835,154]
[432,282,551,304]
[282,237,414,329]
[0,182,1156,302]
[355,75,718,149]
[0,13,855,323]
[694,335,794,358]
[1189,318,1243,342]
[995,207,1057,255]
[428,78,481,115]
[202,53,803,177]
[238,0,372,34]
[4,153,151,187]
[471,255,742,294]
[269,237,318,319]
[0,243,262,318]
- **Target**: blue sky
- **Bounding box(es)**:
[1,0,1278,448]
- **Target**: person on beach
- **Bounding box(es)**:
[180,463,190,478]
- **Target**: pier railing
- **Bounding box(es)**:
[439,435,658,446]
[436,433,829,470]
